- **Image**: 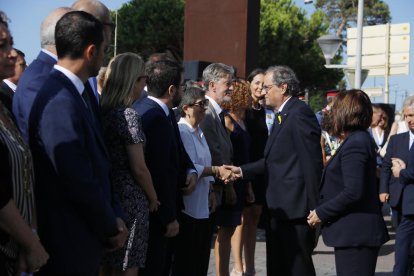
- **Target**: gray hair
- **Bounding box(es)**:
[40,7,72,48]
[202,63,234,90]
[402,95,414,110]
[266,65,300,97]
[178,86,206,117]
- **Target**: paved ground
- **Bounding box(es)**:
[207,216,396,275]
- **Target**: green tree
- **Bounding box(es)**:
[111,0,184,61]
[259,0,344,109]
[315,0,391,37]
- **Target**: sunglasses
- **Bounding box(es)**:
[189,99,209,108]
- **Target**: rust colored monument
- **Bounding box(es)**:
[183,0,260,79]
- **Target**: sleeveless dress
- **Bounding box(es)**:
[215,115,251,227]
[102,107,149,270]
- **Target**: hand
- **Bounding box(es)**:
[149,198,160,212]
[209,191,217,214]
[106,218,129,251]
[307,210,321,228]
[379,193,390,203]
[182,172,197,195]
[217,166,232,181]
[17,236,49,274]
[392,158,406,178]
[222,165,242,183]
[165,219,179,238]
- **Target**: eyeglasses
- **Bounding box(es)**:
[262,84,276,93]
[190,99,209,108]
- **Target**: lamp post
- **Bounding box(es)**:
[317,34,342,65]
[354,0,364,89]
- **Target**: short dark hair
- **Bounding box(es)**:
[247,68,265,83]
[266,66,300,97]
[146,60,183,98]
[178,86,206,117]
[55,10,104,59]
[330,89,372,139]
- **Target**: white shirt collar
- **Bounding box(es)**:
[277,96,292,113]
[409,131,414,149]
[3,79,16,92]
[148,95,169,116]
[205,95,222,115]
[41,49,58,61]
[178,117,197,133]
[53,64,84,95]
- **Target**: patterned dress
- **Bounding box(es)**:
[102,107,149,270]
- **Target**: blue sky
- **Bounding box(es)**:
[1,0,412,110]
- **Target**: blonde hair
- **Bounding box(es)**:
[101,52,145,113]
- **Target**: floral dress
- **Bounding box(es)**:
[102,107,149,270]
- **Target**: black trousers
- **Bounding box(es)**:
[335,246,379,276]
[394,215,414,276]
[265,217,316,276]
[171,212,212,276]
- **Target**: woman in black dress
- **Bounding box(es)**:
[100,53,159,276]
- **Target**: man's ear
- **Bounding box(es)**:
[84,44,96,60]
[167,84,176,98]
[209,81,215,92]
[280,83,288,95]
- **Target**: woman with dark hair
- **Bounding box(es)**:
[307,90,389,276]
[0,11,49,275]
[239,68,267,275]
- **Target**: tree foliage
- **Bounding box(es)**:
[111,0,184,61]
[259,0,344,110]
[315,0,391,37]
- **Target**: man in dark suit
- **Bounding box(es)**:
[229,66,323,276]
[14,1,112,142]
[29,11,127,275]
[13,7,71,142]
[133,60,197,276]
[390,100,414,276]
[0,48,25,115]
[379,104,413,227]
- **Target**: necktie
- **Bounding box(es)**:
[219,110,227,128]
[82,85,95,122]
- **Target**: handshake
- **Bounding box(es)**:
[212,165,243,183]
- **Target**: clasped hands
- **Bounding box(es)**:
[307,210,321,228]
[214,165,242,183]
[391,158,406,178]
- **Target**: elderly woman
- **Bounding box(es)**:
[171,85,232,276]
[307,90,389,276]
[100,52,159,276]
[0,11,49,275]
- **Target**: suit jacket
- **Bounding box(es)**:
[13,51,56,143]
[199,102,233,166]
[317,130,389,247]
[133,97,194,227]
[29,69,119,274]
[379,132,409,208]
[0,81,14,115]
[398,133,414,215]
[242,97,323,220]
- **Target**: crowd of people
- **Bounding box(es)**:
[0,1,413,276]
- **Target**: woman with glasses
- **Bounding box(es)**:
[171,85,232,276]
[100,52,159,276]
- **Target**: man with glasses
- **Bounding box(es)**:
[230,66,323,276]
[133,60,197,276]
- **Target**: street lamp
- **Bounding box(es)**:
[317,34,342,65]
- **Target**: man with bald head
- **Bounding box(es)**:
[13,6,72,142]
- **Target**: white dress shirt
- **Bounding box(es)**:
[178,118,214,219]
